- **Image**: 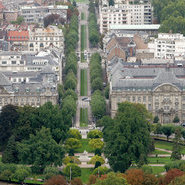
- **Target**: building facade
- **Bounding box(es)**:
[110,62,185,123]
[99,1,152,33]
[29,25,64,52]
[149,33,185,60]
[20,5,68,24]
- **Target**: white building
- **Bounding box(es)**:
[149,33,185,60]
[99,1,152,33]
[20,5,68,24]
[29,25,64,52]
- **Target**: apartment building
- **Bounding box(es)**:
[20,5,68,24]
[100,1,153,33]
[149,33,185,60]
[28,25,64,52]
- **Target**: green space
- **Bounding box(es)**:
[150,149,170,155]
[81,12,85,20]
[81,52,85,62]
[75,0,88,2]
[81,25,86,52]
[148,157,171,164]
[80,168,93,183]
[76,139,93,153]
[151,166,166,175]
[80,69,88,96]
[80,108,88,127]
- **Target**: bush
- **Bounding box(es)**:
[87,130,103,139]
[165,161,185,171]
[89,155,105,165]
[141,165,153,174]
[43,166,60,179]
[89,139,104,150]
[63,156,81,165]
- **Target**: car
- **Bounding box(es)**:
[82,97,88,101]
[181,123,185,127]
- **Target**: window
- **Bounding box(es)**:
[138,96,141,102]
[143,96,146,102]
[11,61,16,64]
[132,96,135,102]
[2,61,7,64]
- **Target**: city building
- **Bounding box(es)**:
[29,25,64,52]
[99,0,153,33]
[110,61,185,123]
[20,5,68,24]
[7,30,29,51]
[149,33,185,60]
[0,69,58,109]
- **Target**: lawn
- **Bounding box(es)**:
[80,108,88,127]
[150,149,170,155]
[81,52,85,62]
[81,25,86,52]
[76,0,88,3]
[148,157,171,164]
[76,139,93,153]
[80,168,93,183]
[81,12,85,20]
[151,166,166,175]
[80,69,88,96]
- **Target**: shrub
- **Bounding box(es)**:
[63,163,81,179]
[87,130,103,139]
[89,155,105,165]
[43,166,60,179]
[92,166,109,176]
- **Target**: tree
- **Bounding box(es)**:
[169,174,185,185]
[89,139,104,151]
[142,173,159,185]
[164,168,184,185]
[153,116,159,123]
[141,165,153,174]
[64,71,77,90]
[11,167,31,182]
[43,166,60,179]
[94,172,128,185]
[91,91,106,120]
[44,175,67,185]
[63,163,81,179]
[161,125,174,141]
[88,175,97,185]
[71,177,83,185]
[68,129,82,140]
[173,115,180,123]
[2,135,18,163]
[104,85,109,99]
[93,166,109,176]
[87,130,103,139]
[0,170,12,181]
[65,138,82,153]
[154,123,162,135]
[89,155,105,165]
[91,77,103,92]
[0,104,19,149]
[17,127,65,173]
[125,169,144,185]
[171,128,182,160]
[63,156,81,165]
[63,89,78,101]
[104,102,152,172]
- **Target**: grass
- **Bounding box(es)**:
[81,25,86,52]
[80,168,93,183]
[80,69,88,96]
[75,0,88,3]
[80,108,88,127]
[148,157,171,164]
[151,166,166,175]
[81,12,85,20]
[150,149,171,155]
[81,52,85,62]
[76,139,93,153]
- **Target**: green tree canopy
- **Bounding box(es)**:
[17,127,65,173]
[104,102,152,172]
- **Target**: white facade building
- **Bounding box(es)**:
[150,33,185,60]
[20,5,68,24]
[29,25,64,52]
[99,1,152,33]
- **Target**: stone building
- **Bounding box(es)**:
[0,68,58,110]
[110,62,185,123]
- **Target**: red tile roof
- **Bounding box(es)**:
[7,31,29,41]
[0,2,5,10]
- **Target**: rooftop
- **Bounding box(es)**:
[110,24,160,30]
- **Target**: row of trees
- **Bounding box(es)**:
[88,1,99,47]
[152,0,185,35]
